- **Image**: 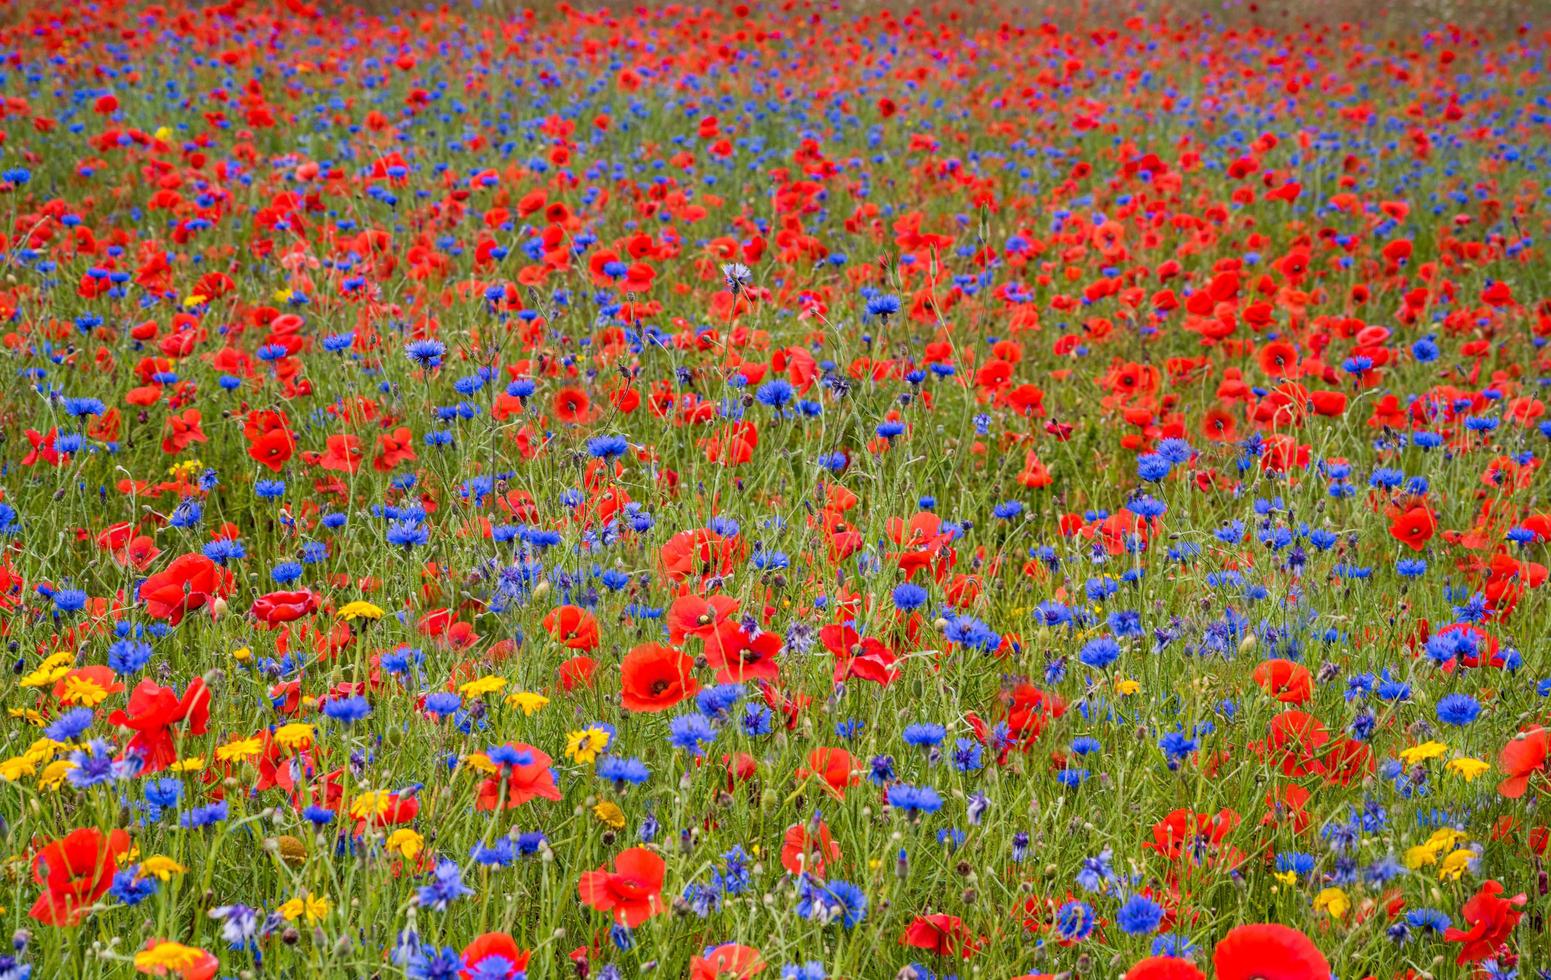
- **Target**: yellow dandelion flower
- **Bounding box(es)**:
[1399,741,1448,766]
[1445,757,1491,781]
[278,893,331,923]
[1114,678,1140,696]
[462,753,497,774]
[231,646,253,663]
[214,737,265,764]
[348,791,391,820]
[1313,887,1350,919]
[505,691,550,716]
[134,942,209,973]
[273,723,316,751]
[566,726,611,765]
[20,652,75,688]
[386,828,424,861]
[57,674,110,707]
[592,800,626,830]
[138,855,187,881]
[337,601,384,622]
[459,675,507,698]
[1438,849,1475,881]
[0,757,37,781]
[38,759,74,790]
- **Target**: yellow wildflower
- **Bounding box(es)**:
[1399,741,1448,766]
[592,800,626,830]
[462,753,497,774]
[337,600,384,622]
[1313,887,1350,919]
[1445,757,1491,782]
[273,723,316,751]
[1438,849,1475,881]
[57,674,110,707]
[1273,870,1298,886]
[134,942,209,974]
[278,893,331,923]
[386,828,424,861]
[459,675,507,698]
[38,759,74,790]
[0,757,37,781]
[214,737,265,764]
[7,708,46,727]
[231,646,253,663]
[1114,678,1140,696]
[566,726,611,765]
[138,855,187,881]
[169,756,207,773]
[349,791,391,820]
[506,691,550,716]
[19,652,75,688]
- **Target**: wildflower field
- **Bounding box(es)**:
[2,0,1550,977]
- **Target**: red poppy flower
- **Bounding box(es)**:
[474,743,561,810]
[459,932,531,979]
[30,827,133,925]
[780,820,841,878]
[900,914,980,960]
[1444,880,1526,964]
[1212,923,1329,980]
[542,604,601,651]
[1125,958,1206,980]
[618,642,699,712]
[139,553,234,625]
[553,387,591,423]
[1252,659,1312,704]
[558,655,597,691]
[251,589,320,627]
[1499,727,1549,799]
[107,678,212,774]
[667,593,740,644]
[703,623,782,684]
[690,943,765,979]
[577,847,666,927]
[797,747,857,799]
[1388,504,1437,551]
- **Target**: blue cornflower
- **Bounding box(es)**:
[1435,693,1481,726]
[668,714,717,754]
[45,707,94,742]
[323,695,372,724]
[416,860,474,911]
[886,783,943,816]
[404,340,447,368]
[1116,894,1165,934]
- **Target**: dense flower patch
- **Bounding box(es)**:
[0,1,1548,977]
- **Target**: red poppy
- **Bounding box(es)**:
[1212,923,1329,980]
[460,932,530,979]
[139,553,234,625]
[1252,659,1312,704]
[553,387,591,423]
[29,827,133,925]
[474,743,561,810]
[107,678,212,773]
[797,747,857,799]
[1388,504,1436,551]
[703,623,782,684]
[618,643,699,712]
[900,914,980,960]
[542,604,601,651]
[667,593,741,644]
[780,820,841,878]
[690,944,765,980]
[1444,879,1526,963]
[558,655,597,691]
[161,408,208,454]
[251,589,320,627]
[1125,958,1206,980]
[1499,727,1549,799]
[577,847,666,927]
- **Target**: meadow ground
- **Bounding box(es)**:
[0,1,1549,978]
